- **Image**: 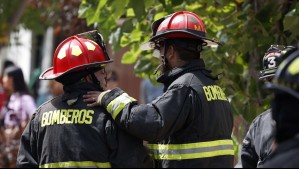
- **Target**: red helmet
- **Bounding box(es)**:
[40,32,113,80]
[150,11,220,46]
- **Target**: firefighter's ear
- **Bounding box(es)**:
[168,45,175,60]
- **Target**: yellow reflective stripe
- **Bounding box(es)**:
[147,139,233,150]
[107,93,136,119]
[147,139,234,160]
[39,161,111,168]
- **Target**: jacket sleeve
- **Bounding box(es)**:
[241,120,259,168]
[16,113,38,168]
[105,118,153,168]
[101,86,193,142]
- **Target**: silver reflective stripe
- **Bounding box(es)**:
[150,144,234,155]
[147,139,234,160]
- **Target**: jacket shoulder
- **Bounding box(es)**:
[251,109,272,127]
[169,72,206,89]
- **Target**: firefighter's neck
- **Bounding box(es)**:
[167,46,187,69]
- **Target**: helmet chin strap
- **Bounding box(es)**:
[86,69,105,91]
[91,73,106,91]
[153,63,163,75]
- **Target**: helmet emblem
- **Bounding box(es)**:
[71,45,83,57]
[189,16,199,24]
[57,46,67,59]
[85,41,96,51]
[194,25,202,31]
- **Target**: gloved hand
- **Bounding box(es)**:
[83,90,110,107]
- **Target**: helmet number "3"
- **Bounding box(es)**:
[267,57,276,68]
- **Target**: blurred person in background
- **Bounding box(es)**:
[36,80,64,106]
[0,66,36,168]
[0,60,15,120]
[241,45,296,168]
[0,60,15,167]
[1,60,15,79]
[263,47,299,167]
[140,78,163,104]
[48,80,64,97]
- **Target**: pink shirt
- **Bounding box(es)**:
[1,93,36,127]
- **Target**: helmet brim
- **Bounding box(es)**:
[150,30,222,47]
[141,35,221,51]
[265,82,299,100]
[39,60,113,80]
[259,68,277,80]
[39,67,61,80]
[259,74,275,80]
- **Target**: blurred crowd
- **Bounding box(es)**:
[0,60,64,168]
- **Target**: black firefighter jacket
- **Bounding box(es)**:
[264,134,299,168]
[100,60,234,168]
[241,109,274,168]
[16,82,152,168]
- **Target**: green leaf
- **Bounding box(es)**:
[89,0,108,24]
[120,34,131,47]
[171,0,184,6]
[127,8,135,17]
[158,0,166,8]
[129,0,146,20]
[121,18,134,33]
[154,12,168,20]
[144,0,155,9]
[284,16,299,36]
[109,27,122,51]
[186,3,203,11]
[130,29,142,42]
[121,51,138,64]
[111,0,129,21]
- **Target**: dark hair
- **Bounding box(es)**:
[1,60,15,77]
[168,38,204,61]
[4,66,29,94]
[3,60,15,69]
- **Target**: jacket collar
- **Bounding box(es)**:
[156,59,206,85]
[62,82,101,102]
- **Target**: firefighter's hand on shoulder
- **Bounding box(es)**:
[83,90,111,107]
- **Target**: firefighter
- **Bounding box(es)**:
[241,45,296,168]
[84,11,234,168]
[16,31,152,168]
[263,47,299,167]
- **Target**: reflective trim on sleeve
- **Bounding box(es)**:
[107,93,136,119]
[39,161,111,168]
[147,139,234,160]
